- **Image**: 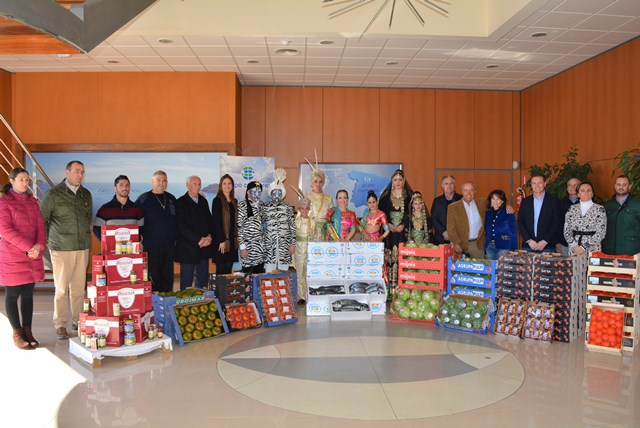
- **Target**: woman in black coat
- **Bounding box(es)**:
[211,174,239,275]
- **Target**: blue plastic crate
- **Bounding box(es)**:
[165,297,229,346]
[252,272,299,327]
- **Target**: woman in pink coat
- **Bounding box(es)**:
[0,167,46,349]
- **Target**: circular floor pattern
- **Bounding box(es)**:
[218,321,525,420]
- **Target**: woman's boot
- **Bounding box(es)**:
[13,328,33,350]
[22,326,39,348]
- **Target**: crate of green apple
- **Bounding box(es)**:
[390,286,442,324]
[436,294,492,334]
[167,297,229,346]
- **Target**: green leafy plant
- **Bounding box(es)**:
[527,145,592,199]
[613,144,640,197]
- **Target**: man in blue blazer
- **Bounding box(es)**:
[518,174,561,252]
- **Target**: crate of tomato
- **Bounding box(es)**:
[225,302,262,331]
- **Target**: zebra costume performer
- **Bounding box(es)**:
[264,169,296,273]
[237,181,265,274]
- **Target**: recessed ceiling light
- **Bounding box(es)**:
[158,38,173,44]
[319,40,334,45]
[486,64,499,69]
[107,60,120,64]
[246,59,260,64]
[531,32,547,38]
[274,48,299,56]
[385,61,398,66]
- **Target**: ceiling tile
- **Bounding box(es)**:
[191,46,232,56]
[272,65,304,73]
[340,57,376,67]
[238,65,272,74]
[495,71,531,79]
[575,15,634,31]
[37,66,74,72]
[456,77,490,84]
[337,67,372,75]
[615,17,640,32]
[570,44,612,55]
[533,12,591,29]
[266,36,306,46]
[204,65,239,72]
[439,60,482,70]
[104,65,140,71]
[270,56,305,66]
[89,45,121,57]
[224,36,267,46]
[378,48,419,59]
[304,75,335,81]
[537,63,572,73]
[342,47,383,57]
[591,31,637,44]
[198,57,237,66]
[137,65,174,72]
[333,75,365,82]
[306,36,347,47]
[373,58,409,67]
[115,46,158,56]
[553,29,608,43]
[400,68,431,77]
[512,27,564,41]
[601,0,640,16]
[414,49,455,60]
[461,40,507,50]
[521,52,564,63]
[127,56,167,66]
[423,77,457,84]
[534,42,581,54]
[363,74,396,82]
[407,58,446,68]
[71,66,108,72]
[107,34,149,46]
[368,67,402,76]
[551,54,592,65]
[554,0,615,14]
[504,62,543,72]
[305,46,344,57]
[430,68,467,77]
[346,37,387,48]
[184,35,227,46]
[423,40,466,50]
[142,35,188,46]
[163,57,202,66]
[305,66,338,74]
[154,46,195,56]
[384,38,426,49]
[306,57,341,66]
[461,69,499,78]
[234,56,269,65]
[393,75,425,84]
[229,46,269,56]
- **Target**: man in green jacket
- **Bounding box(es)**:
[41,160,93,340]
[602,175,640,256]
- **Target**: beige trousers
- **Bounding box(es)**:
[51,249,89,328]
[466,241,485,259]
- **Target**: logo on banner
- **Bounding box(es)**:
[94,319,111,336]
[116,257,133,278]
[114,228,132,242]
[241,166,255,180]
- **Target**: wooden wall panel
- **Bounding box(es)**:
[241,87,265,157]
[435,90,475,169]
[265,87,323,169]
[322,88,379,163]
[12,72,240,151]
[522,38,639,195]
[474,91,513,170]
[148,73,190,144]
[100,73,149,143]
[379,89,436,202]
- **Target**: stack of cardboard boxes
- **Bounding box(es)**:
[82,225,154,347]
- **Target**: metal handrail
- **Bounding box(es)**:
[0,112,55,197]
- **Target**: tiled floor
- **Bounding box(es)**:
[1,288,638,428]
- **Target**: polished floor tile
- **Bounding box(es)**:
[1,289,639,427]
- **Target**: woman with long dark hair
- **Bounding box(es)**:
[379,169,412,294]
[0,167,46,349]
[211,174,239,275]
[484,189,518,260]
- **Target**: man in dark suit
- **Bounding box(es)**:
[447,181,488,259]
[431,175,462,245]
[518,174,561,252]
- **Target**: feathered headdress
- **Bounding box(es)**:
[289,185,311,208]
[304,148,325,182]
[269,168,287,197]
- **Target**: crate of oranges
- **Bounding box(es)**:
[225,302,262,331]
[586,303,625,355]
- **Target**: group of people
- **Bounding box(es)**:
[2,158,640,350]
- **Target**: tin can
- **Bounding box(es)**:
[112,302,121,316]
[79,330,86,345]
[148,324,157,339]
[123,318,135,334]
[95,273,106,287]
[83,298,90,313]
[115,242,123,254]
[142,267,148,282]
[97,335,107,348]
[130,271,137,284]
[125,241,132,254]
[124,332,136,346]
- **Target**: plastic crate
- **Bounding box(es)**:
[389,285,441,325]
[436,294,494,334]
[253,272,299,327]
[152,289,216,330]
[166,297,228,347]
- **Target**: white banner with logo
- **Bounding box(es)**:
[219,156,275,202]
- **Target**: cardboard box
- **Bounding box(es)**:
[87,282,152,316]
[103,253,148,286]
[345,264,383,279]
[101,224,140,255]
[346,242,384,254]
[125,311,154,343]
[91,255,105,285]
[307,263,344,278]
[306,242,346,264]
[346,253,384,267]
[449,259,496,275]
[211,273,253,306]
[80,313,124,347]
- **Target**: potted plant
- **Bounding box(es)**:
[613,144,640,197]
[527,145,592,199]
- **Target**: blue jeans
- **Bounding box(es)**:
[179,259,209,290]
[485,243,508,261]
